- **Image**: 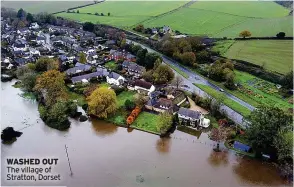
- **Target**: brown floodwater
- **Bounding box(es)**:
[1,80,290,187]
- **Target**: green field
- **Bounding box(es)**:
[58,1,293,37]
[189,1,289,18]
[223,40,293,74]
[2,1,92,13]
[194,83,252,117]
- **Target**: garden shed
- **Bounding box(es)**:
[233,141,251,152]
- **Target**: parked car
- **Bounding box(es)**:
[219,88,224,92]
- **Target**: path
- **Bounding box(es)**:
[187,96,209,115]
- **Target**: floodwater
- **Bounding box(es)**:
[1,81,290,187]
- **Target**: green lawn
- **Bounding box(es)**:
[130,112,160,135]
[194,83,251,117]
[224,40,293,74]
[116,91,136,108]
[67,91,87,106]
[104,61,118,71]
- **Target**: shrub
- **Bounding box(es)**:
[82,103,88,111]
[125,99,135,111]
[229,131,236,139]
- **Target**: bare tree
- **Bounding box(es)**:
[172,76,184,89]
[210,126,230,152]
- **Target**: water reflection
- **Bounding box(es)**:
[233,156,289,186]
[207,150,229,167]
[156,137,172,154]
[91,119,118,137]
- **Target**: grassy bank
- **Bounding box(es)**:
[194,83,251,117]
[166,62,189,79]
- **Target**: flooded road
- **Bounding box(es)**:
[1,81,289,187]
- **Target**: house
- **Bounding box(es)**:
[105,40,116,47]
[122,61,145,78]
[36,36,46,45]
[109,50,123,61]
[151,28,158,34]
[106,72,125,86]
[13,39,28,51]
[17,27,30,35]
[128,80,155,95]
[71,68,109,83]
[30,22,40,30]
[162,25,171,33]
[166,89,187,106]
[178,107,210,128]
[65,64,92,76]
[29,48,40,57]
[145,97,176,113]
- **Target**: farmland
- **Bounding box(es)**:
[2,1,93,14]
[222,40,293,74]
[57,1,293,37]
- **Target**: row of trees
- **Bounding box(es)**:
[68,9,110,16]
[143,64,175,85]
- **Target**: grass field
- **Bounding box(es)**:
[57,1,293,37]
[2,1,92,14]
[130,112,160,134]
[194,83,252,117]
[189,1,289,18]
[223,40,293,74]
[212,40,235,56]
[116,91,136,108]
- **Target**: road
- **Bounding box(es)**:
[126,39,254,127]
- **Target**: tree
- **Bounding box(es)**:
[180,52,196,66]
[101,13,104,16]
[221,60,234,71]
[120,38,126,49]
[197,50,210,63]
[246,105,292,159]
[77,10,80,13]
[142,70,154,83]
[87,87,117,118]
[134,93,149,107]
[124,99,135,111]
[47,60,59,70]
[83,22,95,32]
[108,12,110,16]
[17,8,26,19]
[209,126,230,152]
[153,58,162,70]
[16,66,32,79]
[274,131,293,164]
[136,48,148,66]
[161,40,176,56]
[26,63,36,71]
[239,30,251,38]
[131,45,142,54]
[46,100,70,130]
[157,112,173,135]
[281,71,293,89]
[135,24,144,32]
[172,76,184,89]
[26,13,34,22]
[224,70,236,90]
[20,72,37,92]
[276,32,286,38]
[177,39,192,53]
[35,57,56,72]
[34,12,56,25]
[34,70,68,106]
[145,53,161,69]
[79,52,87,64]
[153,64,175,84]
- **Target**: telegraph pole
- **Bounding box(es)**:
[65,144,73,176]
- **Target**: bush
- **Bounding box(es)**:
[229,131,236,139]
[125,99,135,111]
[79,115,88,122]
[82,103,88,111]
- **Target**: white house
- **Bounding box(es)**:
[13,39,28,51]
[106,72,125,86]
[178,107,210,128]
[29,48,40,56]
[128,80,155,95]
[30,22,40,30]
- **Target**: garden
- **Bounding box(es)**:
[130,112,160,135]
[104,61,118,71]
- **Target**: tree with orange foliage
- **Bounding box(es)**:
[239,30,251,38]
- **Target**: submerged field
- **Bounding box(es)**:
[222,40,293,74]
[57,1,293,37]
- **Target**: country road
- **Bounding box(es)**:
[126,39,255,127]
